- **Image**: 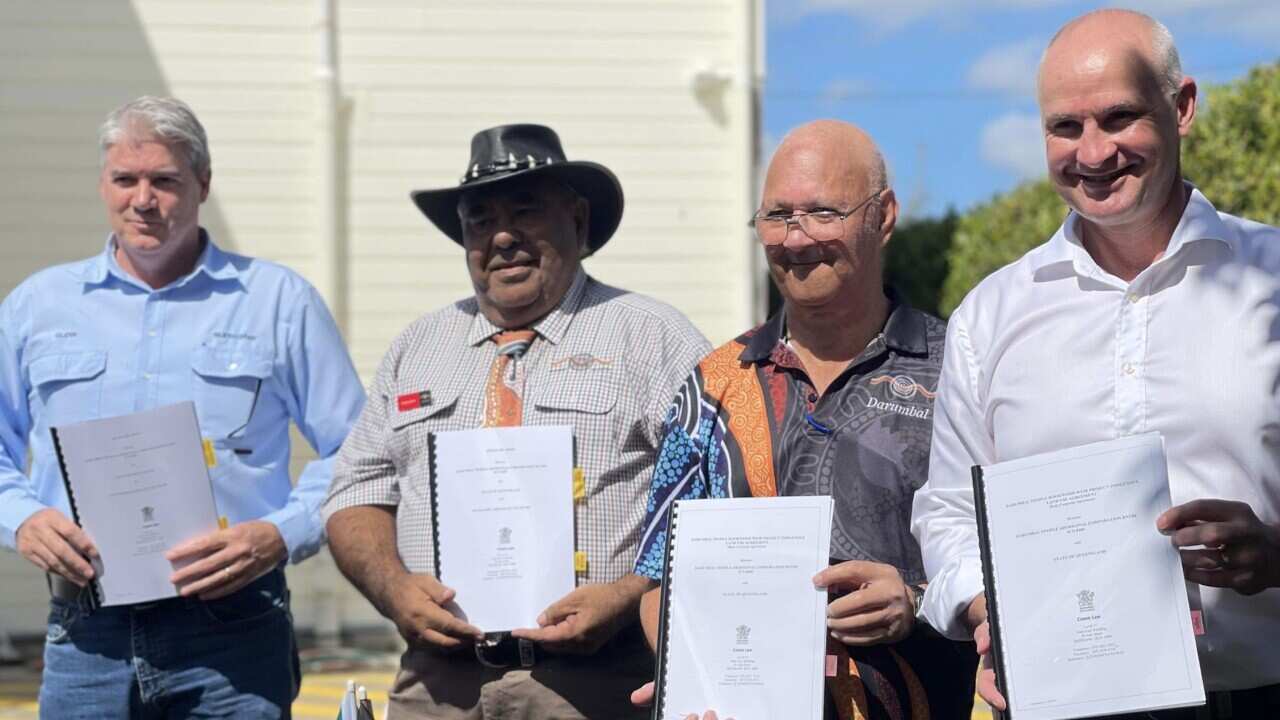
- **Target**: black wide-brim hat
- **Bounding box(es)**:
[410,124,624,256]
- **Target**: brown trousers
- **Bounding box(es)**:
[386,628,652,720]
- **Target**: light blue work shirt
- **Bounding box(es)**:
[0,234,365,562]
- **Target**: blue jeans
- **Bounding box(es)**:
[38,569,299,719]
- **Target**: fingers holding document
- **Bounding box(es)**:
[1159,498,1280,595]
[512,574,650,654]
[968,594,1007,712]
[16,508,98,586]
[388,573,483,649]
[167,519,287,600]
[813,560,915,645]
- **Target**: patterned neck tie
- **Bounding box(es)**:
[483,329,537,427]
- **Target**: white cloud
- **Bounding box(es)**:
[782,0,1280,43]
[788,0,1066,33]
[980,112,1046,179]
[820,79,872,103]
[966,37,1042,95]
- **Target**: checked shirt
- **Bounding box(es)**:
[324,270,710,584]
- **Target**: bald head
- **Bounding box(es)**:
[769,120,887,198]
[757,119,897,311]
[1039,9,1182,101]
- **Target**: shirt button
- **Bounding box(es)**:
[1126,294,1140,304]
[807,393,818,403]
[142,372,153,380]
[1122,362,1136,375]
[227,362,239,371]
[148,330,157,337]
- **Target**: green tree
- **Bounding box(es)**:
[938,60,1280,316]
[884,210,957,317]
[940,181,1065,315]
[1183,63,1280,225]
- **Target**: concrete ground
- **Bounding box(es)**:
[0,644,398,720]
[0,652,993,719]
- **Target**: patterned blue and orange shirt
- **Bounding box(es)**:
[635,292,977,720]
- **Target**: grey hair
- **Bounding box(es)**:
[99,96,211,178]
[1041,9,1183,99]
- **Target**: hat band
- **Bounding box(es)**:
[461,152,559,184]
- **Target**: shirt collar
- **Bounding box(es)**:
[467,269,589,347]
[83,228,240,288]
[1030,183,1235,275]
[738,287,928,363]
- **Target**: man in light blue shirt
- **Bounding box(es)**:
[0,96,365,718]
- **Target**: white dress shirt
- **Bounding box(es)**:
[912,187,1280,691]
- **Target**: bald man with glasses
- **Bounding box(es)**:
[631,119,977,720]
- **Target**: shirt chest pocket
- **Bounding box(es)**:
[28,351,107,424]
[190,346,274,439]
[387,390,462,494]
[531,368,620,444]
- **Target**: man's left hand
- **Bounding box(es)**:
[511,578,645,654]
[166,520,287,600]
[814,560,915,646]
[1159,499,1280,595]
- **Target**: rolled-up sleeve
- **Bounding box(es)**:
[911,310,994,640]
[323,337,403,522]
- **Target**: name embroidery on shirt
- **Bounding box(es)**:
[867,374,935,419]
[550,353,614,371]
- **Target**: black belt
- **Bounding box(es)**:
[474,632,540,669]
[471,622,646,670]
[1201,683,1280,719]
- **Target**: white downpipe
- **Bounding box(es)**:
[311,0,344,652]
[315,0,344,328]
[745,0,766,324]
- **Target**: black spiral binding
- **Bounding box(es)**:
[972,465,1010,720]
[49,425,102,610]
[427,432,443,582]
[651,500,681,720]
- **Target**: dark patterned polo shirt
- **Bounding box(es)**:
[634,291,977,720]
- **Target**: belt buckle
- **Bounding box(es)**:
[517,638,535,668]
[473,633,537,669]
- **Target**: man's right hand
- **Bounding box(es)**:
[386,573,483,649]
[15,508,97,586]
[967,595,1006,712]
[630,682,730,720]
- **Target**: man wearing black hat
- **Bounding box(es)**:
[323,124,711,719]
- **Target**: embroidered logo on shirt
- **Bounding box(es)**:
[550,353,614,371]
[867,374,935,419]
[870,374,936,401]
[397,391,432,412]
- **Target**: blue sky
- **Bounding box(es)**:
[765,1,1280,219]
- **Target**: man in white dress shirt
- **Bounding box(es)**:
[911,9,1280,718]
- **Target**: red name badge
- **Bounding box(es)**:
[397,391,432,412]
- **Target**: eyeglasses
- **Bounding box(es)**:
[749,190,884,244]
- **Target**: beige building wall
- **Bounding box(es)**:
[0,0,761,637]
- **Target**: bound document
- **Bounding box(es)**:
[51,401,221,607]
[973,433,1204,719]
[429,425,576,632]
[652,496,833,720]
